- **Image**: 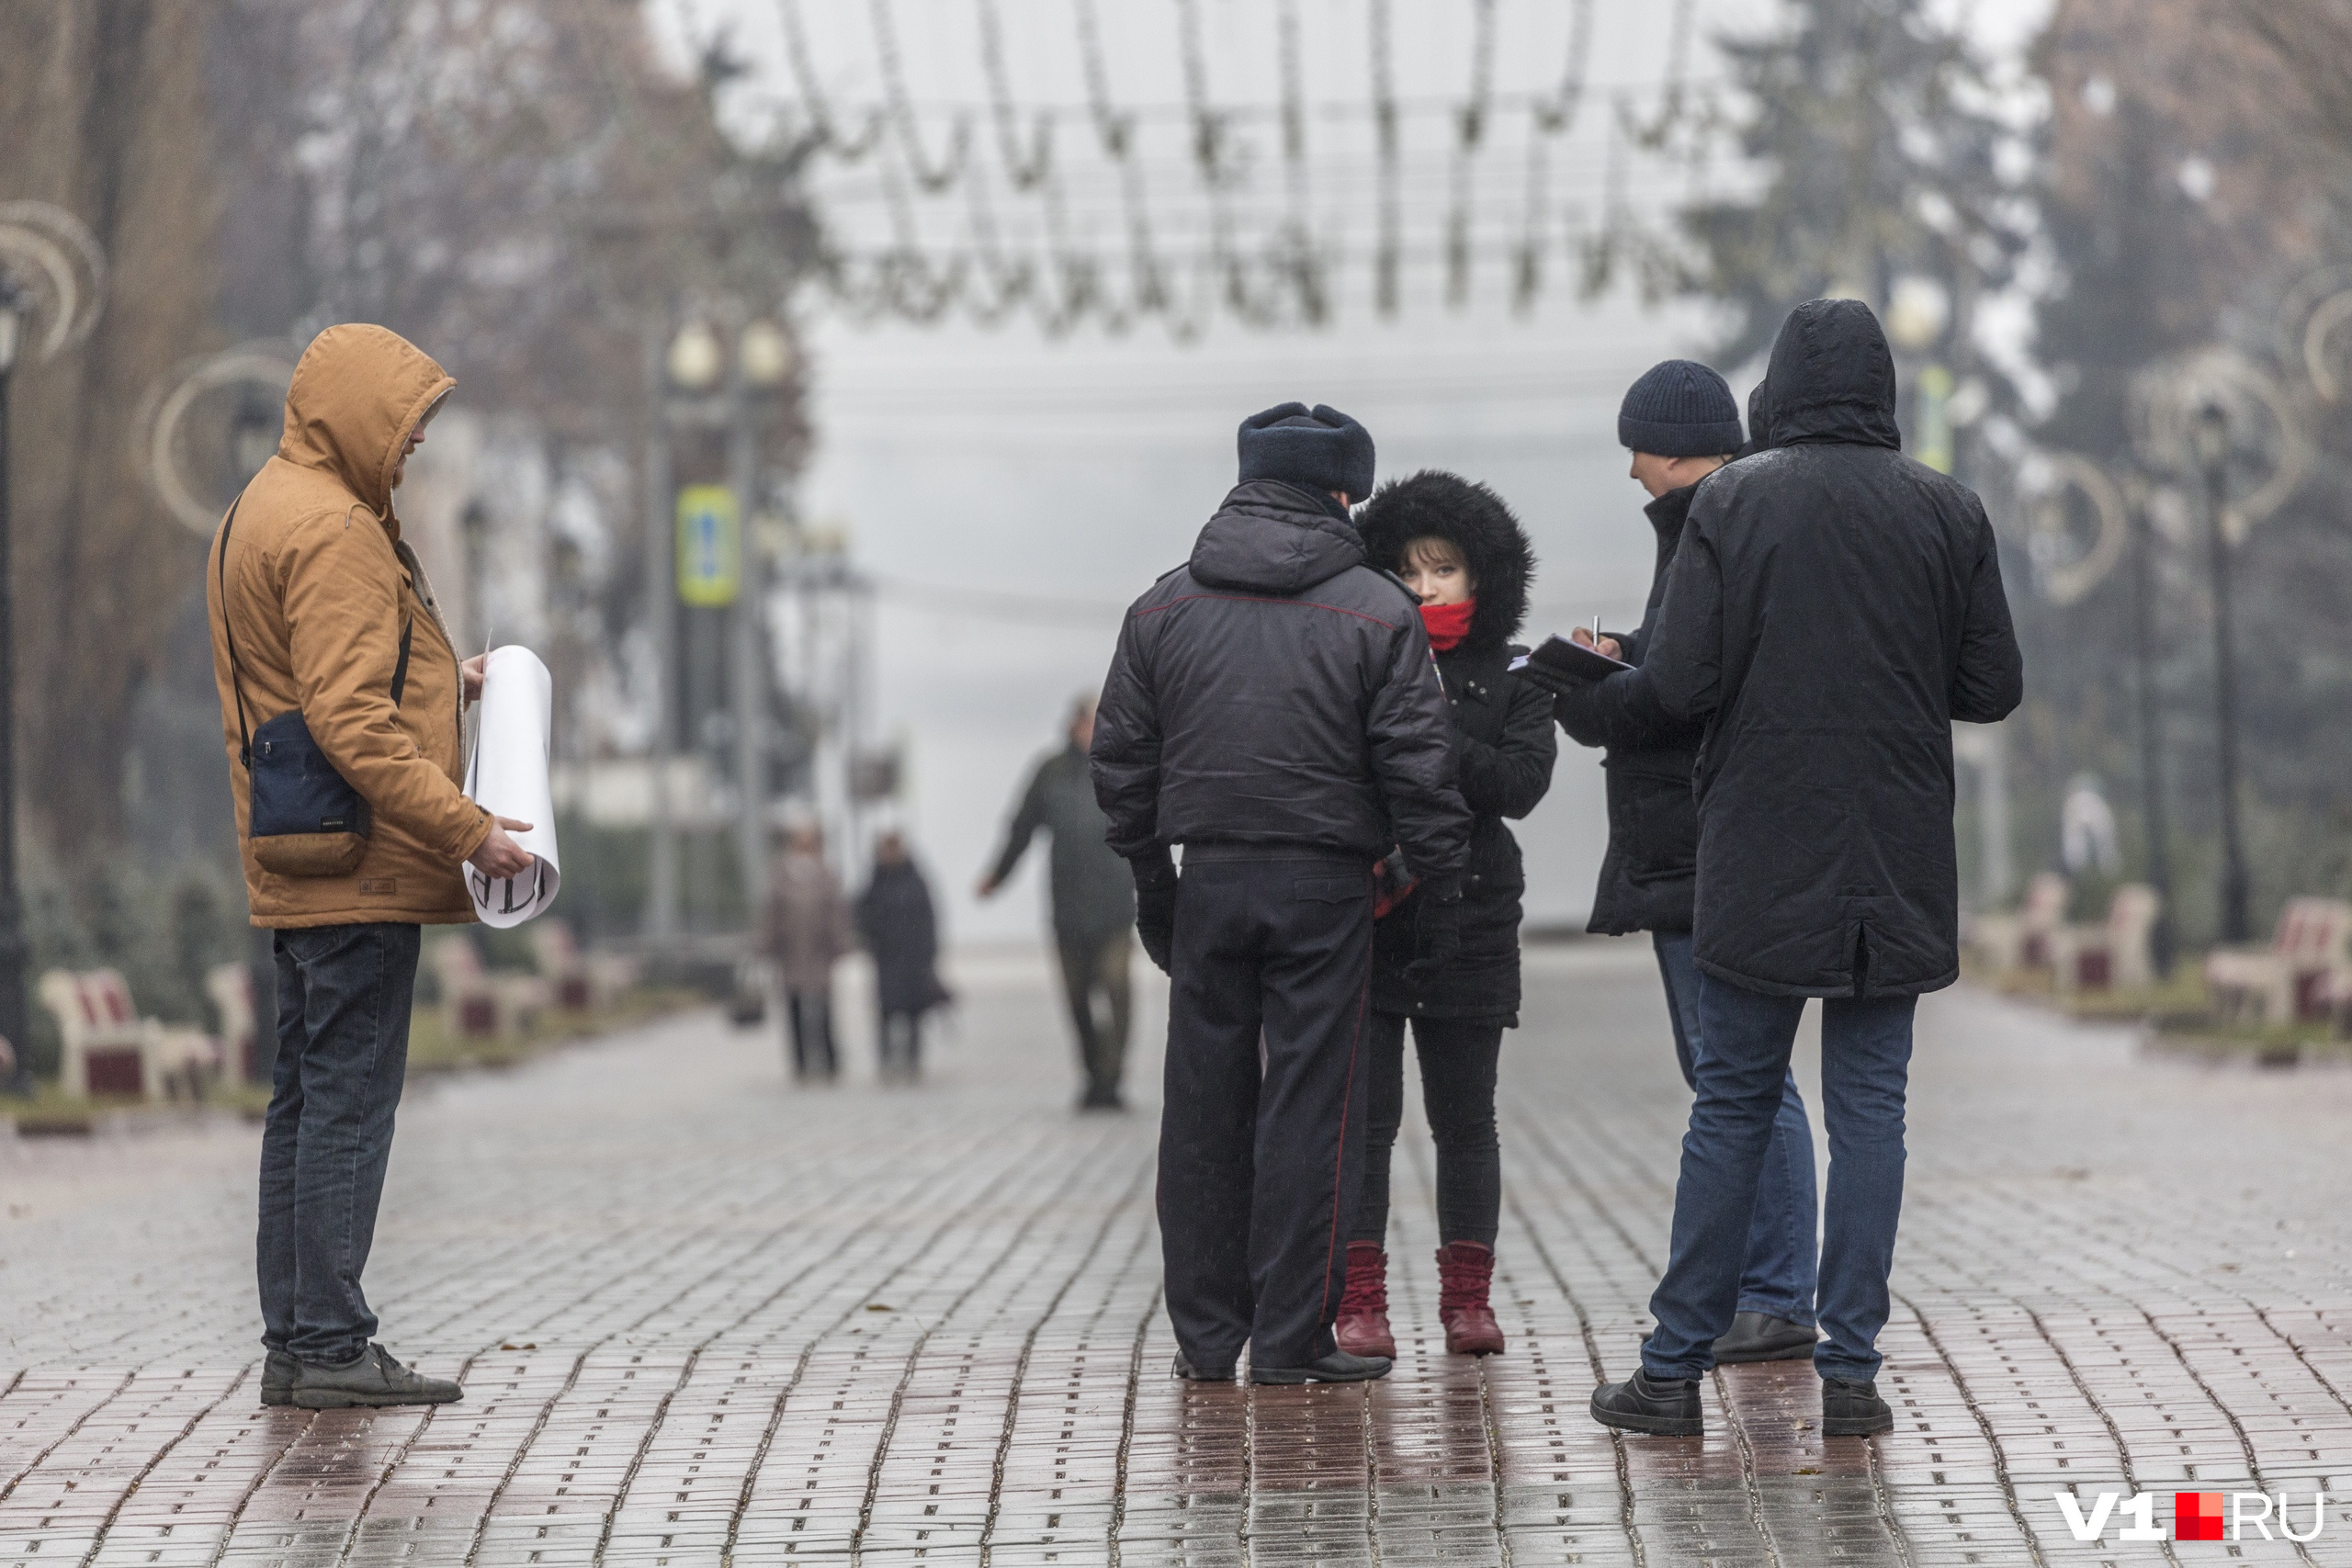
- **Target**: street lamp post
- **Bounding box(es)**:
[0,281,28,1080]
[731,319,790,925]
[2193,402,2253,945]
[2125,488,2176,976]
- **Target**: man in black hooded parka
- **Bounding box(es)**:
[1587,300,2023,1440]
[1093,403,1472,1385]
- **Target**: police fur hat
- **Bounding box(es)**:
[1354,470,1536,653]
[1237,401,1376,501]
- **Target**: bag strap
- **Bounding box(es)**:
[216,500,417,771]
[390,614,413,705]
[217,501,253,767]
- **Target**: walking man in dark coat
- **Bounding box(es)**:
[1093,402,1472,1385]
[1535,361,1822,1369]
[1588,300,2023,1439]
[978,694,1137,1110]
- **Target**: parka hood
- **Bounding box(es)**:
[1189,479,1366,595]
[1760,298,1901,452]
[279,323,457,525]
[1354,469,1535,651]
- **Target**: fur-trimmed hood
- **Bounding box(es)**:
[1353,469,1536,651]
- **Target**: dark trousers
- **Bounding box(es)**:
[1653,932,1818,1325]
[784,988,837,1078]
[1642,970,1916,1384]
[259,922,420,1365]
[1159,854,1374,1371]
[1351,1012,1503,1247]
[878,1010,925,1077]
[1057,928,1133,1101]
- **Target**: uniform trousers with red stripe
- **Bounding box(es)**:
[1158,850,1375,1372]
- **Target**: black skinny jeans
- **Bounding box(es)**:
[1351,1012,1502,1247]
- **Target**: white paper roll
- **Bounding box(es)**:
[462,645,561,928]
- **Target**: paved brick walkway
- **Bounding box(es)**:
[4,942,2349,1565]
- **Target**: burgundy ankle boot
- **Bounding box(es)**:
[1335,1242,1396,1359]
[1435,1241,1506,1356]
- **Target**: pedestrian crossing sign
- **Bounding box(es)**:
[676,485,741,606]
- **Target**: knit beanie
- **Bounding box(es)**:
[1618,360,1744,457]
[1238,402,1375,501]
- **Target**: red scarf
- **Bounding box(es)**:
[1419,598,1476,652]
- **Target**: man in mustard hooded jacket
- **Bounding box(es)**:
[209,324,533,1409]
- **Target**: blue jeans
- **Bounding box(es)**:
[258,923,420,1365]
[1652,933,1817,1327]
[1642,966,1917,1385]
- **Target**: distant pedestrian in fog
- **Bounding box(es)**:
[1337,472,1556,1362]
[1522,359,1826,1373]
[760,820,855,1083]
[858,830,952,1083]
[1578,299,2022,1441]
[978,694,1138,1111]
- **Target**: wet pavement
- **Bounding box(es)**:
[3,940,2349,1565]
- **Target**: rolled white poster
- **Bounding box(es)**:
[462,645,561,928]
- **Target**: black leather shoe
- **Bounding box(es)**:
[1820,1377,1893,1436]
[1171,1351,1236,1382]
[292,1343,462,1410]
[1711,1312,1820,1364]
[261,1348,297,1406]
[1250,1350,1392,1384]
[1589,1368,1703,1437]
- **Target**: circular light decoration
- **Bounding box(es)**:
[2019,451,2129,605]
[136,344,300,537]
[0,201,107,362]
[2128,346,2311,545]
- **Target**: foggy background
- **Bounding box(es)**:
[661,0,2050,943]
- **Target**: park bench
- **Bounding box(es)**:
[1964,871,2070,976]
[205,962,260,1082]
[37,968,221,1100]
[428,935,548,1039]
[2203,897,2352,1026]
[529,919,638,1011]
[2046,883,2162,994]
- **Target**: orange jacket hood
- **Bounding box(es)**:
[279,324,456,526]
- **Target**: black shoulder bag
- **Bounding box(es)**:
[218,499,413,878]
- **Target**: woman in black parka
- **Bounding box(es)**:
[1339,471,1556,1358]
[856,830,954,1083]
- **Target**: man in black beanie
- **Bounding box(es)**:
[1522,359,1826,1379]
[1092,401,1471,1384]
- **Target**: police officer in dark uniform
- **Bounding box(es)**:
[1092,402,1473,1384]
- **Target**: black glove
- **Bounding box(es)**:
[1513,660,1588,701]
[1405,886,1464,985]
[1131,852,1179,975]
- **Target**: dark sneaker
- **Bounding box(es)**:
[1250,1350,1392,1385]
[261,1348,297,1407]
[293,1344,464,1410]
[1589,1367,1703,1437]
[1171,1351,1236,1382]
[1711,1312,1820,1365]
[1820,1377,1893,1437]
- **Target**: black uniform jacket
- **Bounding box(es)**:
[1091,479,1471,888]
[1553,481,1707,936]
[1643,299,2026,998]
